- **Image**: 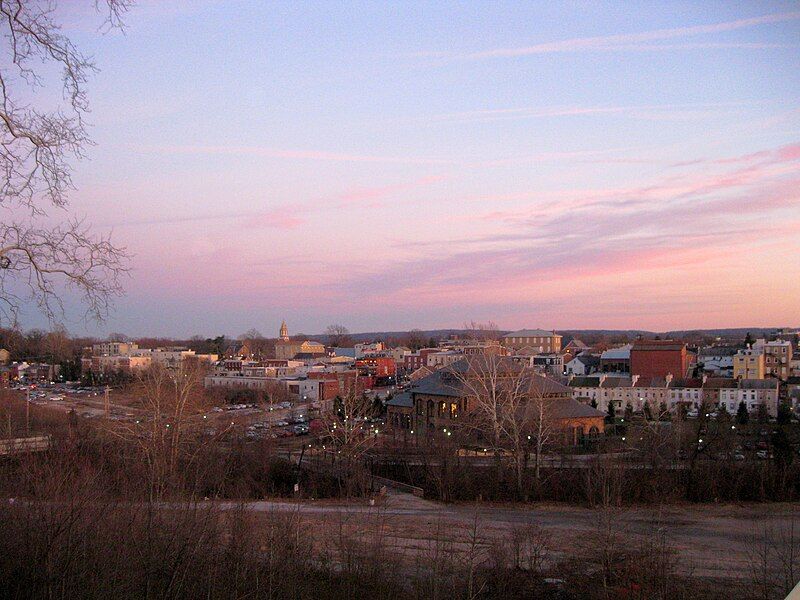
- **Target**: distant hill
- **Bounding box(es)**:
[303,326,794,345]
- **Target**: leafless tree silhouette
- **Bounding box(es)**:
[0,1,132,325]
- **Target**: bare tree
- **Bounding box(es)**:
[321,382,378,496]
[325,323,351,347]
[238,328,270,357]
[454,356,558,498]
[42,324,72,363]
[462,320,500,341]
[0,1,132,326]
[108,360,211,501]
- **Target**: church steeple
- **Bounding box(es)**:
[279,320,289,341]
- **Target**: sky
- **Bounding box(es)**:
[23,0,800,337]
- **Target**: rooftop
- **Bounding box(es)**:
[632,340,686,352]
[600,344,632,360]
[503,329,560,338]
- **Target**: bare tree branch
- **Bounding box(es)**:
[0,1,132,326]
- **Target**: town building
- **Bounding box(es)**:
[402,348,439,372]
[426,350,465,369]
[355,356,397,384]
[698,346,737,377]
[630,340,689,379]
[561,339,588,362]
[355,342,384,358]
[501,329,562,353]
[397,359,603,445]
[600,344,632,373]
[733,348,765,380]
[530,352,564,376]
[718,379,779,416]
[92,341,138,356]
[273,322,326,360]
[753,339,792,380]
[565,353,600,376]
[568,372,780,417]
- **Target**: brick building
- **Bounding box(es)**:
[396,358,604,445]
[630,340,689,379]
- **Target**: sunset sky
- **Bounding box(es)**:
[36,1,800,337]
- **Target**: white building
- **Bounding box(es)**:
[426,350,465,369]
[355,342,384,358]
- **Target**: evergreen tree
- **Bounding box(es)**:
[605,401,616,423]
[590,398,598,409]
[743,332,754,347]
[736,401,749,425]
[624,402,634,420]
[659,401,669,420]
[757,403,769,424]
[772,428,793,470]
[716,402,730,422]
[777,402,791,425]
[643,401,653,421]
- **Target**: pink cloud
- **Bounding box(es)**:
[333,175,446,207]
[247,207,306,230]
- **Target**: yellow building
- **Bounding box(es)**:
[273,321,326,360]
[733,349,765,380]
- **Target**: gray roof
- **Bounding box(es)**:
[702,377,737,389]
[386,391,413,408]
[669,378,703,389]
[698,346,738,357]
[740,379,779,390]
[565,339,588,349]
[503,329,560,338]
[572,354,600,366]
[600,344,632,360]
[568,376,602,388]
[549,398,606,419]
[410,358,570,399]
[633,377,668,388]
[601,376,633,388]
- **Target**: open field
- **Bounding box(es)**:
[230,495,800,583]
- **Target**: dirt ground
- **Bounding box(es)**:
[229,495,800,583]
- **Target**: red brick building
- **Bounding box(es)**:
[307,370,374,399]
[630,341,689,379]
[403,348,438,372]
[355,356,397,378]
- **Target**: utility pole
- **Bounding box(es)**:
[104,385,110,418]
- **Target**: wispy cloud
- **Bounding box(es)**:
[333,175,447,207]
[421,11,800,60]
[136,144,454,166]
